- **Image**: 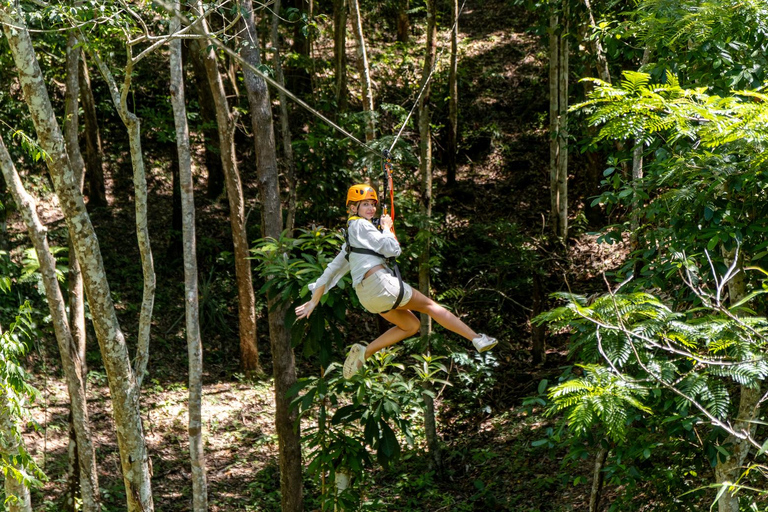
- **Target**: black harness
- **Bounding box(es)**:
[345,216,405,312]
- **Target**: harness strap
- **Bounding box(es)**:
[344,216,405,312]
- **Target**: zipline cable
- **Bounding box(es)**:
[388,0,469,153]
[159,0,468,171]
[156,0,378,156]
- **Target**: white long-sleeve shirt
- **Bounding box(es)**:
[309,218,401,295]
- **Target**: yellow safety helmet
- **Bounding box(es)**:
[346,184,378,206]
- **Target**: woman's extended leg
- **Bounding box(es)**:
[400,289,478,341]
[365,309,420,357]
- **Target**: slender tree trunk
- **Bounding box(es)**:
[169,11,209,510]
[396,0,410,43]
[78,53,107,208]
[289,0,312,93]
[63,26,96,512]
[589,445,609,512]
[333,0,349,111]
[0,134,99,512]
[531,272,546,365]
[715,246,759,512]
[446,0,459,186]
[167,149,183,261]
[630,49,651,260]
[418,0,440,471]
[549,5,568,240]
[241,3,303,509]
[186,41,226,200]
[194,0,261,375]
[583,0,610,84]
[87,48,155,390]
[0,9,154,510]
[272,0,298,232]
[0,387,32,512]
[349,0,376,141]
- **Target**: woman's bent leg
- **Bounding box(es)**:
[400,289,478,341]
[365,309,420,358]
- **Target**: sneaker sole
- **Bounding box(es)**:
[343,345,366,379]
[475,340,498,353]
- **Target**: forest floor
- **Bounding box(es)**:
[17,0,640,511]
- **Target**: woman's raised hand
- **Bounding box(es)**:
[379,214,393,232]
[295,300,317,320]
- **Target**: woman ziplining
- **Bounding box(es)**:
[295,184,498,379]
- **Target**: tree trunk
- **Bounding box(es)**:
[63,26,96,512]
[446,0,459,186]
[583,0,610,84]
[396,0,410,43]
[715,246,759,512]
[241,3,303,509]
[589,445,609,512]
[167,148,183,261]
[272,0,298,232]
[0,9,154,510]
[418,0,440,471]
[0,134,99,512]
[333,0,349,111]
[289,0,313,93]
[0,387,32,512]
[630,49,651,264]
[169,11,209,510]
[78,53,107,208]
[88,48,155,390]
[186,41,226,200]
[194,0,262,375]
[531,272,546,365]
[349,0,376,141]
[548,5,568,240]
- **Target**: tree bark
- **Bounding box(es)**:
[446,0,459,186]
[194,0,261,375]
[0,134,99,512]
[289,0,313,93]
[333,0,349,111]
[418,0,440,471]
[186,40,226,200]
[272,0,298,232]
[241,3,303,509]
[0,387,32,512]
[715,246,759,512]
[583,0,610,84]
[87,47,156,390]
[349,0,376,141]
[167,148,183,261]
[589,445,609,512]
[63,26,96,512]
[549,4,568,240]
[630,49,651,263]
[78,53,107,208]
[396,0,410,43]
[0,9,154,510]
[531,272,546,365]
[169,10,209,510]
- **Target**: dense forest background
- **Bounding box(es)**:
[1,0,768,511]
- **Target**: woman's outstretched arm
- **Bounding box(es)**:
[295,284,326,320]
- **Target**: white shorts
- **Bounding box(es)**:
[354,268,413,314]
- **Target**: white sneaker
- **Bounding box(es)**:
[343,343,367,379]
[472,334,497,353]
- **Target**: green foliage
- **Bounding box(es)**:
[252,227,352,367]
[546,364,650,443]
[0,303,45,495]
[536,285,768,504]
[634,0,768,93]
[289,347,449,511]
